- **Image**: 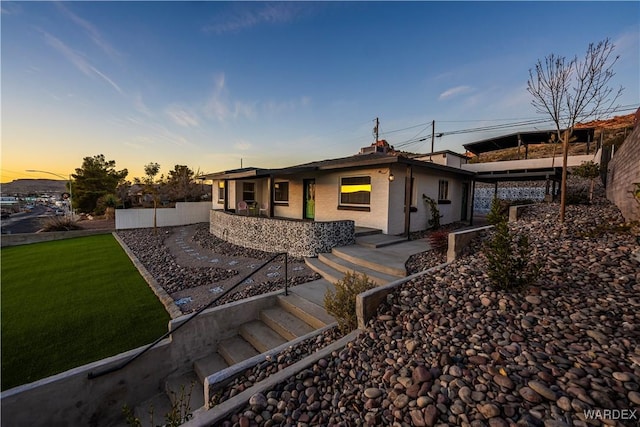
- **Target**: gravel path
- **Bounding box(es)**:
[117,223,320,314]
[218,196,640,426]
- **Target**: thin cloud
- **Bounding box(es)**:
[203,73,255,121]
[55,2,120,60]
[165,104,200,128]
[43,31,122,94]
[234,140,252,151]
[204,2,307,34]
[263,96,312,115]
[438,85,473,100]
[132,92,152,117]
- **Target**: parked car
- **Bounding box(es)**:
[55,209,65,216]
[1,210,10,219]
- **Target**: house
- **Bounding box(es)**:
[203,142,475,257]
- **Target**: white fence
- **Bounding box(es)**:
[115,202,211,229]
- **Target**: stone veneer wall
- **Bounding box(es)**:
[606,123,640,222]
[210,210,355,257]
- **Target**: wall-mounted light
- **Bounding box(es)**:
[388,173,395,182]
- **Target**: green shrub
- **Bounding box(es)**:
[484,220,539,291]
[39,216,82,232]
[324,272,375,334]
[486,197,509,225]
[422,194,441,229]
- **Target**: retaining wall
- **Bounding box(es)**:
[1,229,112,247]
[0,291,283,427]
[115,202,211,229]
[606,124,640,222]
[210,210,355,257]
[447,225,493,263]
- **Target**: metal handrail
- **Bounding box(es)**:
[88,251,289,379]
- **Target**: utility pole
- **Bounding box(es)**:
[373,117,379,143]
[430,120,435,161]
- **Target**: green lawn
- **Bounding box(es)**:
[1,234,170,390]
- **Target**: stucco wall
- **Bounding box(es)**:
[209,210,355,257]
[115,202,211,229]
[314,167,391,232]
[606,124,640,222]
[387,166,472,235]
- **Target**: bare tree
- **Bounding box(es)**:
[527,38,623,222]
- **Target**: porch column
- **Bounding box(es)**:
[268,175,275,217]
[470,180,476,226]
[404,165,413,238]
[223,179,229,211]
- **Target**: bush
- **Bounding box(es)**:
[324,272,375,334]
[486,197,509,225]
[422,194,441,229]
[40,216,82,232]
[427,230,449,253]
[484,220,539,291]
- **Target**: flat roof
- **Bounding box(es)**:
[463,127,596,155]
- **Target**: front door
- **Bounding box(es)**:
[303,179,315,220]
[461,182,469,221]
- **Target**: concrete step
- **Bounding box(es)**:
[133,393,173,426]
[354,226,382,237]
[304,256,343,284]
[261,306,315,341]
[331,245,408,278]
[239,320,288,354]
[317,252,400,286]
[277,293,335,329]
[356,233,408,248]
[218,335,260,366]
[165,370,205,411]
[194,353,229,383]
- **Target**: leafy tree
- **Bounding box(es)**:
[116,180,132,209]
[165,165,205,202]
[527,38,623,222]
[71,155,128,214]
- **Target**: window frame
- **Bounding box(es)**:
[274,181,289,204]
[242,182,256,202]
[438,179,450,204]
[339,175,372,211]
[217,181,225,203]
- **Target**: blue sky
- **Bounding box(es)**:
[2,1,639,182]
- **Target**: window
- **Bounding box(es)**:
[242,182,255,202]
[274,182,289,203]
[340,176,371,205]
[438,180,449,202]
[217,181,225,202]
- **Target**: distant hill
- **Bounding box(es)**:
[470,113,636,163]
[0,179,67,196]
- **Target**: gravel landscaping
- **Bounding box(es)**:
[117,223,320,313]
[218,193,640,426]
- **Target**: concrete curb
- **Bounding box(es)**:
[112,232,183,319]
[184,330,360,427]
